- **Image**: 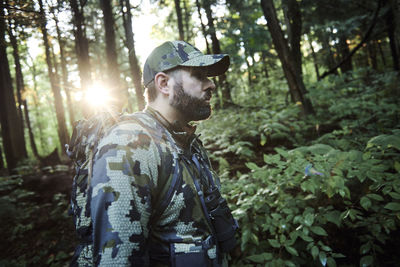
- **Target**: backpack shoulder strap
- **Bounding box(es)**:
[127,112,183,225]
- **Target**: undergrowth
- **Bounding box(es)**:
[198,69,400,266]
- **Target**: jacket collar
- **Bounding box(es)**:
[145,106,197,149]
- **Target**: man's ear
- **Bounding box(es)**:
[154,72,170,96]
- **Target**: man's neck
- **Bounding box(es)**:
[147,100,188,126]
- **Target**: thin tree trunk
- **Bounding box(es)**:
[183,0,190,41]
[0,145,4,170]
[69,0,92,118]
[283,0,302,76]
[261,50,269,79]
[203,0,232,106]
[38,0,70,149]
[195,0,211,54]
[261,0,314,115]
[174,0,184,40]
[377,40,387,66]
[26,53,46,152]
[52,3,75,126]
[308,38,320,80]
[0,1,27,171]
[7,24,28,158]
[368,40,378,70]
[385,4,399,70]
[338,34,353,73]
[120,0,145,111]
[8,24,38,158]
[100,0,125,111]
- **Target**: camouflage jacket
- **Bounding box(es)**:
[70,108,227,267]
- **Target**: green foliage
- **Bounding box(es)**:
[198,70,400,266]
[0,174,75,266]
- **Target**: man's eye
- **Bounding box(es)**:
[192,71,206,80]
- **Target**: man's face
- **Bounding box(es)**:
[169,68,216,122]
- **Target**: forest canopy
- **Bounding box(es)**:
[0,0,399,266]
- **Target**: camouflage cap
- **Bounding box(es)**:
[143,40,230,87]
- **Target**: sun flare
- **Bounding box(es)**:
[85,83,111,107]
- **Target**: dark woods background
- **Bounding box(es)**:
[0,0,399,266]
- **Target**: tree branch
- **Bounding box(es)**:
[320,0,382,79]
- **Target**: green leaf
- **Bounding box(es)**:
[285,246,298,256]
[324,211,341,227]
[366,193,384,201]
[319,251,327,266]
[245,162,259,171]
[311,246,319,260]
[367,134,400,151]
[284,260,296,267]
[304,213,314,226]
[268,239,281,248]
[394,161,400,172]
[247,252,273,263]
[260,133,267,146]
[389,192,400,200]
[384,202,400,211]
[327,257,337,267]
[360,196,372,210]
[360,242,371,254]
[310,226,328,236]
[360,255,373,267]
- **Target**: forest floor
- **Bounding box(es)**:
[0,164,76,266]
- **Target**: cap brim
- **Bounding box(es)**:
[180,54,230,76]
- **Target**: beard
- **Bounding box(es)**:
[170,83,212,122]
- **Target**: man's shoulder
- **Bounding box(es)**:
[98,112,166,149]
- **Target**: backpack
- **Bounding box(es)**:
[66,111,181,246]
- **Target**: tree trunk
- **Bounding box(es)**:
[7,24,28,158]
[261,0,314,115]
[120,0,145,111]
[202,0,232,106]
[0,1,27,171]
[183,0,191,41]
[0,144,4,170]
[385,3,399,71]
[38,0,70,149]
[338,34,353,73]
[8,23,38,158]
[100,0,125,111]
[283,0,302,76]
[308,38,320,80]
[174,0,185,40]
[368,40,378,70]
[261,50,269,79]
[53,3,75,126]
[69,0,92,94]
[377,40,387,66]
[195,0,211,54]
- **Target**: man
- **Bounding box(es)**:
[70,41,237,266]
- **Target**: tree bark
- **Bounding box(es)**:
[283,0,302,76]
[261,0,314,115]
[0,1,27,171]
[8,23,38,158]
[69,0,92,91]
[100,0,125,111]
[38,0,70,149]
[202,0,232,106]
[338,34,353,73]
[174,0,185,40]
[385,2,399,71]
[52,2,75,126]
[195,0,211,54]
[308,38,320,80]
[120,0,145,111]
[7,24,28,158]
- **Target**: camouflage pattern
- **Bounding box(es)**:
[70,110,228,266]
[143,40,230,87]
